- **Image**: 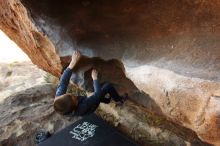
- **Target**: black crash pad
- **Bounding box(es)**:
[39,114,139,146]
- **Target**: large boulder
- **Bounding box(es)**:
[0,0,220,145]
[0,84,211,146]
[0,84,80,146]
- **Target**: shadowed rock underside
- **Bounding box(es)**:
[0,0,220,145]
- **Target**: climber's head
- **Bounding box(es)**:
[53,93,78,115]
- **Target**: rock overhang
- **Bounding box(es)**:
[1,0,220,145]
[20,0,220,81]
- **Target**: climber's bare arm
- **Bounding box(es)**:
[68,50,81,69]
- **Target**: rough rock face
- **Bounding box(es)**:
[0,61,45,100]
[0,84,80,146]
[0,0,220,145]
[0,84,212,146]
[0,0,62,76]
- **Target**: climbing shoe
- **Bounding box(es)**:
[35,130,51,145]
[116,93,128,106]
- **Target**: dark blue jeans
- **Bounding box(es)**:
[99,82,122,104]
[77,82,122,116]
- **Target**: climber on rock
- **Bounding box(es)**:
[53,50,128,116]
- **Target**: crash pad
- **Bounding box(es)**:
[39,114,139,146]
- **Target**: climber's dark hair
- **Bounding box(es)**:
[53,94,77,115]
